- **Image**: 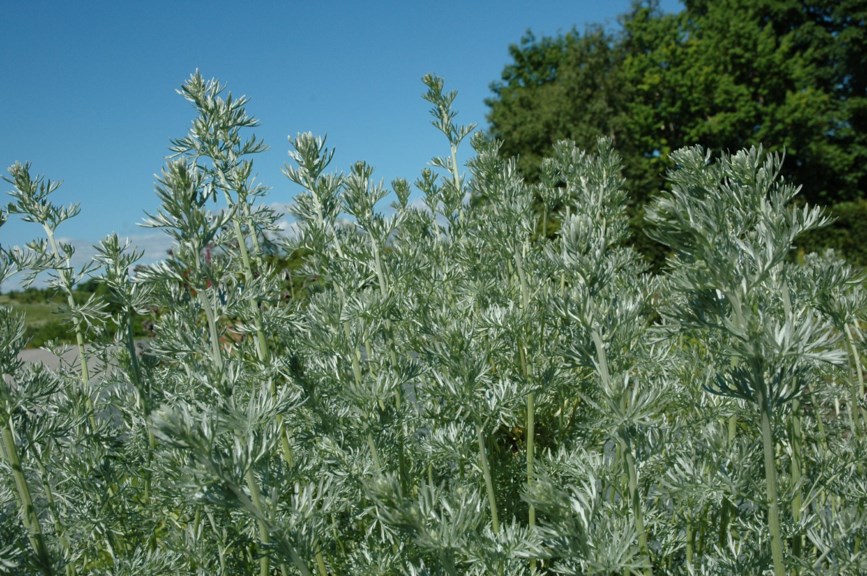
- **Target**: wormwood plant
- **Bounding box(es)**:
[2,72,866,575]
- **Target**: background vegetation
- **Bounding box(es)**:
[486,0,867,265]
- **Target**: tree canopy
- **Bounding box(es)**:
[486,0,867,263]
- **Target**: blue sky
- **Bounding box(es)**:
[1,1,681,286]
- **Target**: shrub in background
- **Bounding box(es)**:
[798,199,867,268]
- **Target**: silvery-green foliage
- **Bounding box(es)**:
[0,540,21,575]
[793,250,867,327]
[526,447,650,575]
[169,71,269,195]
[5,164,107,333]
[3,73,867,575]
[646,146,844,406]
[646,145,866,574]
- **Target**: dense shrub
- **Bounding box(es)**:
[1,73,866,575]
[24,321,71,349]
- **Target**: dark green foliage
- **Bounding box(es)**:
[17,287,63,305]
[798,200,867,268]
[23,321,69,348]
[485,28,628,184]
[486,0,867,264]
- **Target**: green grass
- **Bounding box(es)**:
[0,294,74,347]
[0,295,66,326]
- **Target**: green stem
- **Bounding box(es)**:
[370,240,404,409]
[242,203,264,265]
[789,399,804,569]
[526,392,536,527]
[230,214,271,363]
[366,433,384,476]
[2,420,53,575]
[45,227,95,430]
[197,290,224,373]
[124,317,144,393]
[513,244,530,309]
[594,328,650,572]
[343,317,385,481]
[697,504,708,557]
[123,318,156,504]
[760,398,786,576]
[521,342,537,574]
[476,422,500,535]
[230,200,297,468]
[244,468,293,576]
[686,515,694,570]
[514,244,536,572]
[623,442,651,575]
[718,415,738,548]
[719,497,732,550]
[448,141,464,225]
[314,550,328,576]
[443,549,458,576]
[844,323,866,437]
[33,454,71,559]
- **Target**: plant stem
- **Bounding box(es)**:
[443,549,458,576]
[447,142,465,225]
[593,330,650,572]
[124,317,144,395]
[526,390,536,504]
[33,454,71,560]
[198,290,224,373]
[685,515,694,570]
[229,209,270,362]
[2,420,54,575]
[314,550,328,576]
[521,341,537,574]
[227,194,297,467]
[514,244,537,573]
[759,397,786,576]
[244,468,287,576]
[366,432,384,477]
[123,317,156,503]
[789,399,803,568]
[623,442,651,576]
[44,227,95,430]
[844,323,866,437]
[718,414,738,548]
[369,238,408,492]
[476,422,500,535]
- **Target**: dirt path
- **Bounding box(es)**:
[17,341,150,373]
[18,346,81,372]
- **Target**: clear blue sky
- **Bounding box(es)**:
[1,1,681,285]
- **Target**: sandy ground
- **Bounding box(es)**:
[18,346,80,371]
[17,341,150,374]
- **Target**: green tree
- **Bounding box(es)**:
[485,28,627,184]
[487,0,867,262]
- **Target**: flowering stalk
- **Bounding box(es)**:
[5,164,100,430]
